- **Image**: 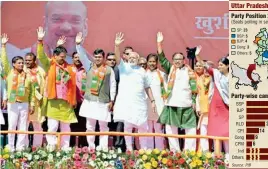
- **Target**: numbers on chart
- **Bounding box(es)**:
[255,135,258,139]
[259,128,265,133]
[253,141,255,146]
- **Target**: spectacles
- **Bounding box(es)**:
[107,59,116,61]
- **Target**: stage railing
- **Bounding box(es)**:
[0,130,229,155]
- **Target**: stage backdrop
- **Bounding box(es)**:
[1,1,228,64]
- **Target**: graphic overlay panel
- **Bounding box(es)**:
[230,1,268,168]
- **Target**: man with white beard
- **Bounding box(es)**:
[113,32,156,151]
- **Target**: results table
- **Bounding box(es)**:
[230,0,268,168]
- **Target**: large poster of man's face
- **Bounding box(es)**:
[1,1,228,64]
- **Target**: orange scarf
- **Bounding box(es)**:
[163,66,177,100]
[156,69,166,98]
[47,58,76,106]
[28,67,39,88]
[90,64,107,96]
[9,69,26,103]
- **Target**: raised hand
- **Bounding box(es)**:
[157,32,164,43]
[75,32,83,45]
[195,45,202,56]
[57,36,66,47]
[1,33,9,45]
[115,32,124,46]
[36,26,46,40]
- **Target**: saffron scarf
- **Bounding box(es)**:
[28,67,39,88]
[0,71,6,80]
[9,69,26,103]
[156,69,166,98]
[56,66,70,84]
[196,73,211,129]
[196,73,210,111]
[163,66,177,100]
[81,69,87,94]
[71,65,87,94]
[163,65,198,100]
[47,58,76,106]
[189,71,198,94]
[90,65,107,96]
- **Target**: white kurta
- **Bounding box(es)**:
[146,70,167,121]
[77,46,117,122]
[79,68,117,122]
[166,66,192,107]
[113,60,150,126]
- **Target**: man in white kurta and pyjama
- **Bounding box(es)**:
[75,33,116,150]
[113,33,156,151]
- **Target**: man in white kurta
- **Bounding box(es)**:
[76,33,116,150]
[113,32,156,151]
[156,32,197,152]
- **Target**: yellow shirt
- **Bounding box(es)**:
[1,45,35,106]
[25,66,46,122]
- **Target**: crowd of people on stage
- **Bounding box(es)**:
[0,27,229,158]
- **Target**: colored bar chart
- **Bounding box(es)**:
[229,0,268,168]
[245,101,268,161]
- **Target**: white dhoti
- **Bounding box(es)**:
[7,102,28,151]
[79,99,111,150]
